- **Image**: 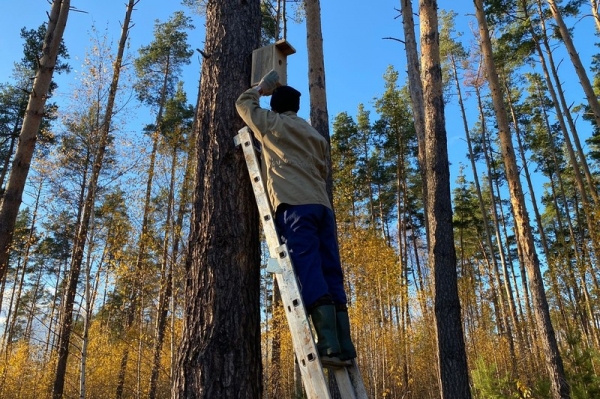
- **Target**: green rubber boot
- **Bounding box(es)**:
[310,305,350,367]
[336,310,357,361]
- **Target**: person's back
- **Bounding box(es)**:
[236,71,357,366]
[236,85,331,211]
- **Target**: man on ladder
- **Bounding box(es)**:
[236,70,356,368]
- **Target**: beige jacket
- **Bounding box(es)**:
[235,88,332,211]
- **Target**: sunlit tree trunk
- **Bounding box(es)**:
[420,1,471,397]
[529,0,600,269]
[532,0,599,206]
[473,81,518,368]
[0,0,70,289]
[532,83,574,329]
[305,0,333,201]
[591,0,600,32]
[506,76,559,348]
[400,0,429,245]
[453,52,514,355]
[474,1,570,397]
[547,0,600,129]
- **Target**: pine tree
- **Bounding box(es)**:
[173,0,262,396]
[0,1,71,289]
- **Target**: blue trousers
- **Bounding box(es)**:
[275,204,348,309]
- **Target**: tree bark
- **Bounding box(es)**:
[419,1,471,398]
[172,0,262,397]
[0,0,70,287]
[305,0,334,202]
[591,0,600,32]
[400,0,430,246]
[474,1,570,397]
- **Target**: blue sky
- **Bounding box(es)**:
[0,0,473,127]
[0,0,597,196]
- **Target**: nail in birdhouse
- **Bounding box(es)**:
[251,39,296,87]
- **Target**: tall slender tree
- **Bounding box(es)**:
[115,12,194,398]
[0,0,70,289]
[305,0,333,200]
[419,1,471,397]
[473,1,570,397]
[400,0,430,245]
[148,84,193,399]
[51,3,136,397]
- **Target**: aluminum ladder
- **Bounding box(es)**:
[234,126,368,399]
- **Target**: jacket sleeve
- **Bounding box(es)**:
[235,88,275,138]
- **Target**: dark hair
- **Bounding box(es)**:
[270,85,301,113]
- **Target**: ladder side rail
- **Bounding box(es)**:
[338,360,368,399]
[272,255,332,399]
[234,127,281,254]
[235,127,332,399]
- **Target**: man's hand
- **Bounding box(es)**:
[257,70,280,96]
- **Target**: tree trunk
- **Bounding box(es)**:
[535,0,599,206]
[547,0,600,129]
[79,229,98,399]
[400,0,430,246]
[116,56,170,399]
[305,0,333,202]
[419,1,471,398]
[0,0,70,286]
[474,1,570,397]
[530,0,600,278]
[168,138,195,387]
[148,146,177,399]
[591,0,600,32]
[3,179,42,351]
[172,0,262,397]
[0,118,21,193]
[52,3,134,397]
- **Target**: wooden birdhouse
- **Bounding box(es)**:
[251,39,296,87]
